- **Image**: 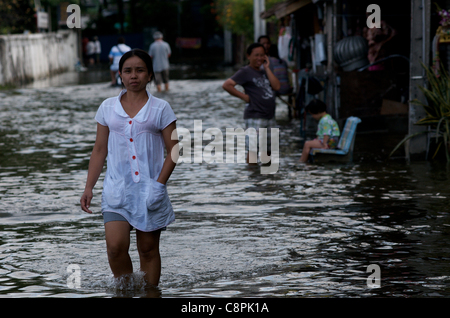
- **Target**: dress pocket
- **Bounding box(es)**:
[146,179,167,211]
[103,175,126,208]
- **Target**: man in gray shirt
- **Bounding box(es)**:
[148,31,172,92]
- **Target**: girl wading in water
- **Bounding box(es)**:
[80,49,178,289]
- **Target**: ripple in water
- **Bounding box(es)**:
[0,80,450,297]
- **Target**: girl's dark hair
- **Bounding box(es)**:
[118,49,154,83]
[305,99,327,114]
[246,43,265,56]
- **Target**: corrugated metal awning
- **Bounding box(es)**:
[260,0,312,19]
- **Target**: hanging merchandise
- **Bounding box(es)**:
[287,16,297,66]
[296,68,324,112]
[288,37,295,62]
[278,26,292,61]
[314,33,327,65]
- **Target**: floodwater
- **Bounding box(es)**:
[0,66,450,298]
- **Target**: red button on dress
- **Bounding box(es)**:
[130,138,133,142]
[135,171,139,175]
[129,121,132,124]
[132,156,136,160]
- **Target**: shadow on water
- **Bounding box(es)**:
[0,66,450,297]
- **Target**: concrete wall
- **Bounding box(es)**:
[0,30,78,86]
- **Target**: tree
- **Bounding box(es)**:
[214,0,285,41]
[0,0,36,34]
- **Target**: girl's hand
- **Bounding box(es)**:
[243,94,250,103]
[81,189,93,214]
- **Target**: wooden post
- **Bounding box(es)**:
[408,0,431,160]
[328,0,342,119]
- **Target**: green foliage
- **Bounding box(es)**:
[214,0,253,40]
[390,62,450,161]
[0,0,36,34]
[214,0,285,40]
[412,62,450,126]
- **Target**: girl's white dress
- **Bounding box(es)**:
[95,89,176,232]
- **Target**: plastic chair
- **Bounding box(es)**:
[309,116,362,163]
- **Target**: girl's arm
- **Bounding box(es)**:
[222,78,250,103]
[81,123,109,213]
[157,121,179,185]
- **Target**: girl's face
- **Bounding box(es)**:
[119,56,152,91]
[247,46,266,70]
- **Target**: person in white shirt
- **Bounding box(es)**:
[108,37,131,86]
[86,38,96,66]
[93,36,101,64]
[80,49,179,287]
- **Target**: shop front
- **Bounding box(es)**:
[261,0,448,160]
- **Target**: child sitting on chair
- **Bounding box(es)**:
[300,99,340,162]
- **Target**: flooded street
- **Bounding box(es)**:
[0,69,450,298]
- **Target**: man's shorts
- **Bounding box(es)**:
[154,69,169,85]
[244,117,276,154]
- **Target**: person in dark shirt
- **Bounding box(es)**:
[222,43,280,164]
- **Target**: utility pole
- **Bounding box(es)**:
[253,0,266,42]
